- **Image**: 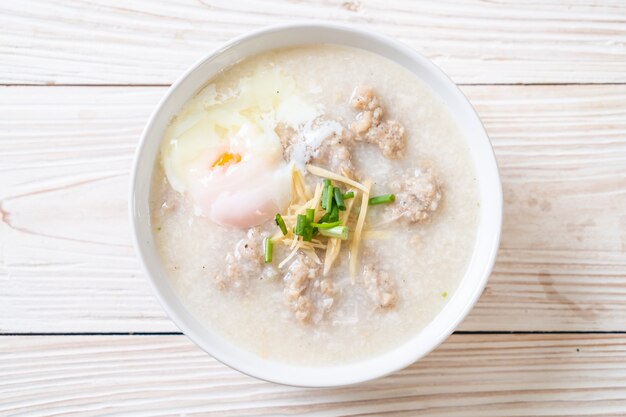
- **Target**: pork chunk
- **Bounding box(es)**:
[283,254,335,323]
[363,264,397,308]
[350,86,383,134]
[363,120,405,160]
[387,165,443,224]
[313,128,355,178]
[216,228,276,290]
[349,86,406,159]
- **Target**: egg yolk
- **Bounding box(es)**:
[211,152,241,169]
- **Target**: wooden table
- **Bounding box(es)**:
[1,1,625,415]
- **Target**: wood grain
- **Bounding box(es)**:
[0,87,166,333]
[1,84,625,333]
[1,0,626,85]
[2,334,626,416]
[462,84,626,331]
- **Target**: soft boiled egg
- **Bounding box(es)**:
[160,67,320,228]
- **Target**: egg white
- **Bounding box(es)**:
[160,68,319,228]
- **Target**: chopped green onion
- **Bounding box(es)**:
[318,211,330,224]
[328,205,339,222]
[303,224,314,241]
[305,208,316,239]
[295,213,313,242]
[318,204,340,224]
[369,194,396,206]
[319,226,349,240]
[306,208,315,223]
[263,237,273,263]
[342,191,355,200]
[324,185,334,212]
[321,179,332,209]
[333,187,346,211]
[275,213,288,235]
[312,220,342,229]
[295,214,307,235]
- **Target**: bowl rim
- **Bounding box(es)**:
[129,21,502,387]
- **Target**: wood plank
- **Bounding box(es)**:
[0,84,625,333]
[0,87,166,332]
[2,334,626,416]
[1,0,626,85]
[461,84,626,331]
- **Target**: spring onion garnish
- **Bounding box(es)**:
[324,185,334,212]
[306,208,317,237]
[342,191,355,200]
[321,179,331,209]
[319,226,349,240]
[317,210,330,224]
[312,220,342,229]
[275,213,288,235]
[295,213,314,242]
[369,194,396,206]
[328,205,339,222]
[333,187,346,211]
[318,204,339,225]
[295,214,306,235]
[305,208,315,223]
[263,237,273,263]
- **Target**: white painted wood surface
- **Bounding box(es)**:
[3,335,626,416]
[1,0,626,85]
[2,1,626,415]
[1,85,625,333]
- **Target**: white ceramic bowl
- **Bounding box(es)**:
[130,23,502,387]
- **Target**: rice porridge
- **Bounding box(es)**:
[150,45,479,365]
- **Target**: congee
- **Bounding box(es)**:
[150,45,479,365]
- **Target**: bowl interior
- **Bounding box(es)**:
[130,23,502,387]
